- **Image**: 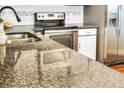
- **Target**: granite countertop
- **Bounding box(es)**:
[65,23,98,29]
[0,25,124,88]
[5,24,98,33]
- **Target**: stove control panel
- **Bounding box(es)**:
[35,12,65,20]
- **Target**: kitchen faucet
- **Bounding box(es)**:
[0,6,21,22]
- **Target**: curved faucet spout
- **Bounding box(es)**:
[0,6,21,22]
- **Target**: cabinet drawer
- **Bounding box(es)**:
[78,28,97,35]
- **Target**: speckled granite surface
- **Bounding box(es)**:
[0,26,124,88]
[65,23,98,29]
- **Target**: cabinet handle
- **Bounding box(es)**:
[86,32,91,34]
[78,43,80,49]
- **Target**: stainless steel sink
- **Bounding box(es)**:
[6,32,42,44]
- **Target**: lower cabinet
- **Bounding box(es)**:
[78,28,97,60]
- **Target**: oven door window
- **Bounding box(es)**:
[49,34,73,49]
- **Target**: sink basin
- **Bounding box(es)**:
[6,32,42,44]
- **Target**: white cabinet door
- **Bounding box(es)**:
[78,35,96,60]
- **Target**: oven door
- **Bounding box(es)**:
[45,30,78,51]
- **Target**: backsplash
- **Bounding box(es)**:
[0,5,83,25]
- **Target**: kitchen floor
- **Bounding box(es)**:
[110,64,124,74]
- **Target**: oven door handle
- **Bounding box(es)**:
[44,29,78,33]
[45,31,74,35]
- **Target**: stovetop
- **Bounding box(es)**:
[44,26,78,30]
[33,26,78,30]
[33,24,78,31]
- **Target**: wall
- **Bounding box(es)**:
[0,5,83,25]
[84,5,106,63]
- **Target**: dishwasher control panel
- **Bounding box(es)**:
[78,28,97,36]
